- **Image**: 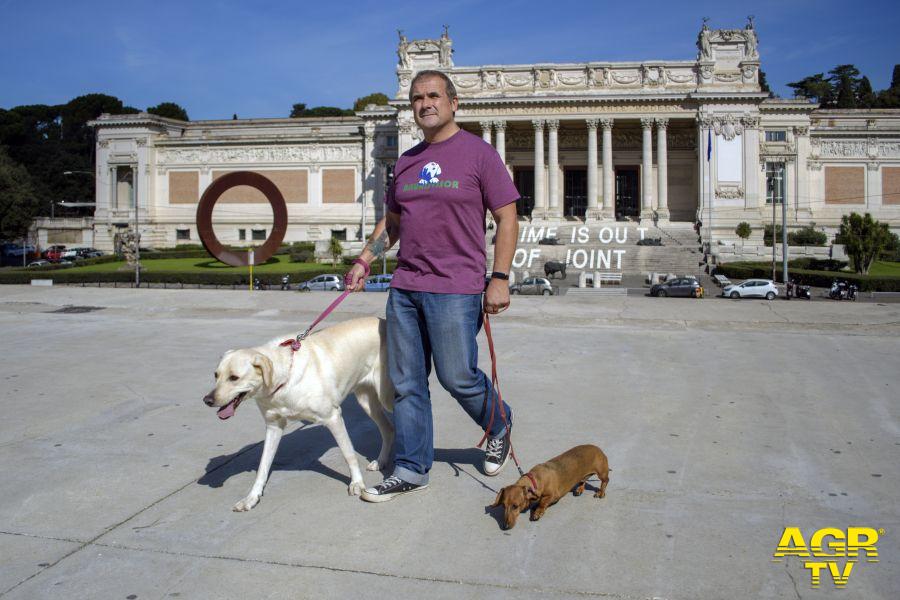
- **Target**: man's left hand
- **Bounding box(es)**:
[484,278,510,314]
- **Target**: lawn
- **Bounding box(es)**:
[868,261,900,276]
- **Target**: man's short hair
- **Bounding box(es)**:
[408,70,458,103]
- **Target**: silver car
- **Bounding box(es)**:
[298,274,345,292]
[722,278,778,300]
[509,276,554,296]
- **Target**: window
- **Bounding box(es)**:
[176,228,190,241]
[766,162,786,204]
[331,229,347,241]
[114,166,135,209]
[238,229,246,241]
[765,130,786,142]
[251,229,266,240]
[385,135,397,148]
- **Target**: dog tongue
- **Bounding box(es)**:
[217,402,235,420]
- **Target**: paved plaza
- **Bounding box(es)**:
[0,285,898,599]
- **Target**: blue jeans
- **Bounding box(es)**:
[386,288,512,485]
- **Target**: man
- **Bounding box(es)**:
[344,69,520,502]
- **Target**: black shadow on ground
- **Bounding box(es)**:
[195,399,500,491]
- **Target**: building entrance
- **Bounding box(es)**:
[564,169,587,218]
[615,167,640,220]
[514,168,534,218]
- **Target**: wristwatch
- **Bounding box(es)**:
[490,271,509,281]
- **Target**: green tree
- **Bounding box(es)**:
[876,65,900,108]
[829,65,861,108]
[857,76,877,108]
[290,103,353,118]
[837,212,892,274]
[61,94,138,143]
[147,102,189,121]
[328,236,343,266]
[758,71,773,97]
[0,146,40,239]
[735,222,751,251]
[353,92,389,112]
[787,73,832,105]
[0,94,138,218]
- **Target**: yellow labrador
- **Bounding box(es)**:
[203,317,394,511]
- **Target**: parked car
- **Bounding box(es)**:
[298,274,345,292]
[42,245,67,262]
[651,277,703,298]
[60,249,80,262]
[510,276,554,296]
[71,247,103,259]
[27,260,51,268]
[1,243,36,266]
[722,279,779,300]
[364,274,393,292]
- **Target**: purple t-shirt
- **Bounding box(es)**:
[385,129,519,294]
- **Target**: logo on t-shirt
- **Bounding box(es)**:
[402,161,460,192]
[418,162,442,184]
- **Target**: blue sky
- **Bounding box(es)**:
[2,0,898,120]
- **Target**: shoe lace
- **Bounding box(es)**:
[485,437,504,460]
[377,475,401,491]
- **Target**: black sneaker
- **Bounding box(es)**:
[361,475,427,503]
[483,425,512,476]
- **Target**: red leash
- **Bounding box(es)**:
[477,311,525,478]
[274,287,354,392]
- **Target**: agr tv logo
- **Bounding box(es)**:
[772,527,883,588]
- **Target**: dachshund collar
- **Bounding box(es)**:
[525,472,538,494]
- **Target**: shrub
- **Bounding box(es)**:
[788,258,848,272]
[880,231,900,262]
[289,242,316,263]
[735,222,751,241]
[763,224,783,247]
[328,237,344,266]
[788,225,828,246]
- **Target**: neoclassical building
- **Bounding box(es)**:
[86,22,899,256]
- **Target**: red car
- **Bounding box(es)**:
[42,245,67,262]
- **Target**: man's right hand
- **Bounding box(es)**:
[345,262,368,292]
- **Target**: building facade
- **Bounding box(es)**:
[87,22,900,257]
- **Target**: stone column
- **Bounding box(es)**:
[655,118,669,221]
[601,118,614,219]
[794,125,812,220]
[585,119,599,220]
[640,118,654,221]
[480,120,493,145]
[362,123,376,240]
[547,119,560,217]
[494,120,506,164]
[532,119,545,218]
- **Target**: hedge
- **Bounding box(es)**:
[0,267,348,287]
[140,244,294,260]
[715,262,900,292]
[0,261,398,286]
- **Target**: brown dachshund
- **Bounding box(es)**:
[491,444,609,530]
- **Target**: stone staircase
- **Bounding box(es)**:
[488,222,703,281]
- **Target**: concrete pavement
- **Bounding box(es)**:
[0,285,898,599]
